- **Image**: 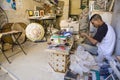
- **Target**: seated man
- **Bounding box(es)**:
[81,14,116,63]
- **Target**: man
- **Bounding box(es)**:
[81,14,116,62]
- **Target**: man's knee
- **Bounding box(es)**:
[80,44,98,55]
[81,44,92,50]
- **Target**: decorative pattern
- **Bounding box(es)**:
[49,53,69,73]
[93,0,115,11]
[26,23,45,41]
[80,0,89,9]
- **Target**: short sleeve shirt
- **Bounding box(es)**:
[93,23,108,42]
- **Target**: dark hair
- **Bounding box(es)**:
[90,14,102,21]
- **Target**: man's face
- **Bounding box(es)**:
[91,20,100,28]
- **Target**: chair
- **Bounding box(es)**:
[0,31,27,63]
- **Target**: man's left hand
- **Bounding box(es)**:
[81,33,88,37]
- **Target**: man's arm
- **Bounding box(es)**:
[81,33,98,45]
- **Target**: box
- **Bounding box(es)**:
[39,10,44,17]
[49,52,70,73]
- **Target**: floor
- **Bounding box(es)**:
[0,41,65,80]
[0,68,13,80]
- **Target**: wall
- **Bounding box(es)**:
[111,0,120,55]
[2,0,42,24]
[70,0,82,15]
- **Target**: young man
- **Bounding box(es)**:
[81,14,116,62]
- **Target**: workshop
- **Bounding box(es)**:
[0,0,120,80]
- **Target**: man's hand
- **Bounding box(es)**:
[80,33,98,45]
[81,33,88,37]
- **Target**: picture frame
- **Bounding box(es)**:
[28,10,34,16]
[80,0,89,9]
[108,0,115,11]
[34,10,39,16]
[39,10,44,17]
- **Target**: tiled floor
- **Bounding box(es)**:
[0,41,65,80]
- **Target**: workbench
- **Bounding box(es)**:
[46,37,74,73]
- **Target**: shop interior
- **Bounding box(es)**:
[0,0,120,80]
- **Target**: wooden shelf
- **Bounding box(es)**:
[56,14,63,17]
[33,0,41,3]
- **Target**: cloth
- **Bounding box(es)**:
[96,23,116,56]
[93,23,108,42]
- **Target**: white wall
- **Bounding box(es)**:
[2,0,42,24]
[70,0,82,15]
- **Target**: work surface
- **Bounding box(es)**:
[0,30,21,38]
[46,37,74,55]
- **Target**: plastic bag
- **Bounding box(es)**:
[76,45,85,54]
[69,46,97,75]
[70,62,83,75]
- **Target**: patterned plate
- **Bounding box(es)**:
[26,23,45,41]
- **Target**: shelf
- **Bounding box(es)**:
[33,0,41,3]
[56,14,63,17]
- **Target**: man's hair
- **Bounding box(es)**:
[90,14,102,21]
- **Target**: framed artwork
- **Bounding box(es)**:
[1,0,16,10]
[39,10,44,17]
[33,0,41,3]
[11,0,16,10]
[80,0,89,9]
[34,10,39,16]
[28,10,34,16]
